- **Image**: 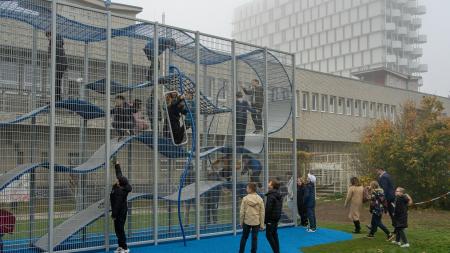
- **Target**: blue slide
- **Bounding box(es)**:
[33,181,229,251]
[0,99,105,128]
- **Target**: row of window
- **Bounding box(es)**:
[296,91,396,121]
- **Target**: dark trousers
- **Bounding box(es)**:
[250,109,262,131]
[205,202,218,224]
[114,216,127,250]
[297,205,308,226]
[369,214,390,236]
[266,223,280,253]
[306,207,316,230]
[395,228,408,244]
[236,126,247,147]
[239,224,259,253]
[387,201,395,223]
[55,69,65,102]
[0,233,3,252]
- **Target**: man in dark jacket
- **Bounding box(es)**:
[236,92,256,147]
[110,158,132,253]
[241,79,263,134]
[46,31,68,102]
[143,37,177,81]
[376,168,395,221]
[304,173,317,232]
[296,177,308,227]
[265,179,282,253]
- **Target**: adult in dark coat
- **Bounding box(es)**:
[376,168,395,221]
[46,31,68,102]
[111,95,137,139]
[296,177,308,227]
[265,180,283,253]
[110,159,132,253]
[241,79,264,133]
[236,92,256,147]
[143,37,177,81]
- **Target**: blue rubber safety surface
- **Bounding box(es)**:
[95,227,352,253]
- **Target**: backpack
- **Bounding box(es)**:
[370,190,387,216]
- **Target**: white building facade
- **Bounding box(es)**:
[232,0,427,90]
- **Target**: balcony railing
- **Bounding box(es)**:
[411,18,422,28]
[411,48,423,57]
[415,5,426,15]
[417,34,427,43]
[397,26,408,35]
[386,23,397,31]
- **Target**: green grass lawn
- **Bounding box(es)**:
[302,202,450,253]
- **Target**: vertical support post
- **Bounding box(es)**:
[79,42,89,241]
[127,37,134,238]
[263,48,269,193]
[48,1,57,252]
[152,22,159,245]
[231,40,237,236]
[104,3,112,251]
[29,26,38,246]
[291,54,298,225]
[194,31,201,240]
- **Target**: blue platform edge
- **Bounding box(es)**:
[92,227,352,253]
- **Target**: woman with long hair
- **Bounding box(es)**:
[344,177,364,233]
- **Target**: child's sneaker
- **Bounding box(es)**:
[114,247,123,253]
[366,234,375,239]
[387,233,395,241]
[306,229,316,233]
[400,243,410,248]
[391,240,401,246]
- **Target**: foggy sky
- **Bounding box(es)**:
[116,0,449,97]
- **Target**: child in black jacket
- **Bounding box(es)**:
[392,187,412,248]
[110,158,132,253]
[164,92,186,144]
[111,95,136,140]
[265,179,282,253]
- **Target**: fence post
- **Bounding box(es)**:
[48,1,58,252]
[103,1,112,250]
[194,31,201,240]
[292,54,298,225]
[263,48,269,193]
[153,22,160,245]
[231,39,237,236]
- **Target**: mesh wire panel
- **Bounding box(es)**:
[0,0,295,252]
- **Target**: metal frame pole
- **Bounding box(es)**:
[194,31,201,240]
[291,54,298,225]
[152,22,160,245]
[79,42,89,241]
[127,37,134,238]
[104,3,112,251]
[48,1,57,252]
[29,26,38,245]
[231,40,237,236]
[263,48,269,193]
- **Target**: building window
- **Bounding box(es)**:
[377,103,383,118]
[346,98,353,115]
[205,76,214,98]
[369,102,376,118]
[329,96,336,113]
[17,151,24,165]
[384,104,389,118]
[390,105,396,122]
[321,94,328,112]
[362,101,368,117]
[337,97,344,114]
[354,100,360,116]
[311,93,318,111]
[296,90,301,117]
[302,92,309,110]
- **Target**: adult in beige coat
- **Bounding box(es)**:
[239,183,265,253]
[344,177,364,233]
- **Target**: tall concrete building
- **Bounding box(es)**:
[232,0,427,91]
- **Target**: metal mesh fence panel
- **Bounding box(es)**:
[0,0,295,252]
